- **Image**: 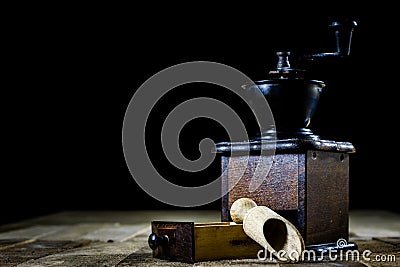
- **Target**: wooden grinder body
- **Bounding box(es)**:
[218,140,355,245]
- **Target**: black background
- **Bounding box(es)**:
[3,6,399,225]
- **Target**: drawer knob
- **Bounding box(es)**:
[148,233,169,250]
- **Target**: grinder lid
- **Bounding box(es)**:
[255,51,325,88]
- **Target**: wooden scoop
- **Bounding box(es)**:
[230,198,305,262]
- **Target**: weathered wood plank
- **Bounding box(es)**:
[349,210,400,239]
[0,240,88,267]
[18,241,145,267]
[291,262,367,267]
[117,253,277,267]
[0,210,398,266]
[116,252,192,267]
[355,239,398,267]
[118,255,368,267]
[373,237,400,248]
[40,223,118,241]
[0,225,71,253]
[0,239,24,247]
[0,225,66,240]
[0,210,220,228]
[80,223,149,242]
[356,239,399,254]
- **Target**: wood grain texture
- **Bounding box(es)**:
[222,150,351,246]
[242,205,304,262]
[222,154,299,222]
[151,221,194,262]
[0,240,88,266]
[194,222,262,261]
[306,151,349,244]
[0,210,398,266]
[18,241,145,267]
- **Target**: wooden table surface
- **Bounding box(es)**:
[0,210,399,266]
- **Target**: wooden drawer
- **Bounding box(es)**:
[150,221,262,262]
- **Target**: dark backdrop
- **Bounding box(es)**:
[3,7,399,225]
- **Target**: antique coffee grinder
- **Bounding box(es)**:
[217,20,357,245]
